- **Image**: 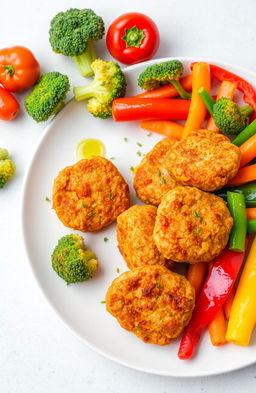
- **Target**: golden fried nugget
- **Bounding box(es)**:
[106,265,195,345]
[166,129,241,191]
[52,157,130,232]
[117,204,171,269]
[134,137,179,205]
[153,186,233,263]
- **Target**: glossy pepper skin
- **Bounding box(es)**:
[0,46,40,92]
[0,86,20,120]
[178,239,249,360]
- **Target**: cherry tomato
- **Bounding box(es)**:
[0,86,20,121]
[0,46,40,92]
[106,12,160,65]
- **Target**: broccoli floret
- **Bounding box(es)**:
[51,234,98,284]
[137,60,191,99]
[24,72,70,122]
[49,8,105,77]
[213,97,253,135]
[0,149,15,188]
[73,59,127,119]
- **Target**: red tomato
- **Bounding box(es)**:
[106,12,160,65]
[0,86,20,121]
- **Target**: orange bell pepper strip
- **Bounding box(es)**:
[140,120,183,140]
[187,262,208,299]
[227,164,256,187]
[239,134,256,168]
[208,308,227,346]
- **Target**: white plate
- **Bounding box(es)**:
[22,57,256,377]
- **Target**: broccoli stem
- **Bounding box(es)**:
[198,87,215,115]
[73,42,96,77]
[73,79,105,101]
[240,105,253,117]
[171,80,191,100]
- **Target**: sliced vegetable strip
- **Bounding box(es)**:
[227,192,247,252]
[187,262,207,299]
[232,120,256,146]
[182,62,211,139]
[207,81,236,132]
[140,120,183,139]
[135,74,192,99]
[112,98,190,122]
[227,164,256,187]
[247,219,256,232]
[239,134,256,167]
[198,88,214,115]
[224,286,236,320]
[246,208,256,220]
[216,181,256,207]
[208,308,227,346]
[178,241,249,359]
[226,237,256,346]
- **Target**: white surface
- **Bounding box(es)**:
[22,57,256,378]
[1,0,256,390]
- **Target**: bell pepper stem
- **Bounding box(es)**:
[0,64,15,76]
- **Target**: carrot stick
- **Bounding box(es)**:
[135,74,192,99]
[239,134,256,167]
[246,207,256,220]
[208,308,227,346]
[226,164,256,187]
[224,286,236,320]
[182,63,211,139]
[140,120,184,140]
[207,81,236,132]
[187,262,208,299]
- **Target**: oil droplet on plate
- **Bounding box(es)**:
[76,139,106,160]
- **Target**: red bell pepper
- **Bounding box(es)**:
[178,239,249,360]
[112,97,190,122]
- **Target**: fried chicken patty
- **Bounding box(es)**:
[166,129,241,191]
[134,137,179,205]
[153,186,233,263]
[106,265,195,345]
[52,157,130,232]
[117,204,171,269]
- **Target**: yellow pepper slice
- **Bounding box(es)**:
[182,62,211,139]
[226,237,256,346]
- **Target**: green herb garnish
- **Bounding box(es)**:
[45,197,50,202]
[104,237,109,243]
[137,142,142,147]
[109,193,114,199]
[88,211,94,217]
[116,267,120,273]
[160,177,166,184]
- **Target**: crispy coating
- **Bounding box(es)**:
[134,138,179,205]
[106,265,195,345]
[166,129,241,191]
[153,186,233,263]
[52,157,130,232]
[117,204,171,269]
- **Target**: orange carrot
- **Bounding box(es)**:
[135,74,192,99]
[239,134,256,167]
[246,208,256,220]
[140,120,184,140]
[227,164,256,186]
[182,63,211,139]
[208,308,227,346]
[187,262,208,299]
[224,286,236,320]
[207,81,236,132]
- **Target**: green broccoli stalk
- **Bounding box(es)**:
[51,234,98,284]
[0,148,16,188]
[137,60,191,99]
[24,72,70,122]
[49,8,104,77]
[73,59,127,119]
[199,88,253,134]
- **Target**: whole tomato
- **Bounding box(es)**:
[106,12,160,65]
[0,46,40,92]
[0,86,20,121]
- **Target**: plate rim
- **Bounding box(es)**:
[21,56,256,378]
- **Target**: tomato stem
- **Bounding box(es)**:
[1,65,15,76]
[122,26,145,48]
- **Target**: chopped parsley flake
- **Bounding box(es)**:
[130,166,135,172]
[156,284,161,288]
[137,142,142,147]
[116,268,120,273]
[134,326,141,331]
[109,193,114,199]
[136,246,141,250]
[109,157,115,160]
[193,211,202,220]
[88,211,94,217]
[45,197,50,202]
[137,151,142,157]
[104,237,109,243]
[157,170,161,176]
[160,177,166,184]
[195,228,201,234]
[100,300,106,304]
[82,203,88,208]
[147,132,152,136]
[124,137,128,142]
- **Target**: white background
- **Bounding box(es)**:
[1,0,256,391]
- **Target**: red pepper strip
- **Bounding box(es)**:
[178,238,249,360]
[112,98,190,122]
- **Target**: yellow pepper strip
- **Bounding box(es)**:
[182,62,211,139]
[226,237,256,346]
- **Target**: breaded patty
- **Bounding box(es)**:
[52,157,130,232]
[117,204,171,269]
[153,186,233,263]
[166,129,241,191]
[106,265,195,345]
[134,137,179,205]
